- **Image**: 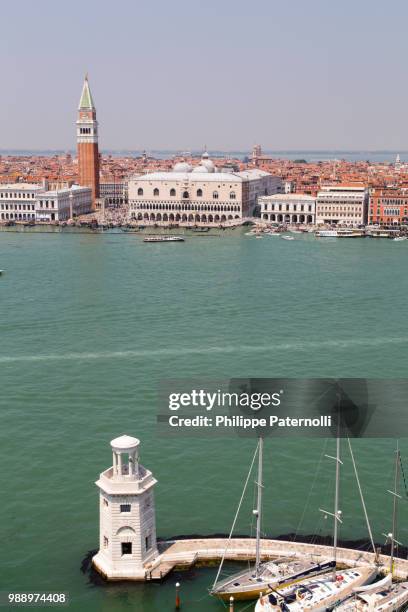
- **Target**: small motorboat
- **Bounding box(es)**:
[143,235,185,243]
[393,236,407,241]
[281,235,295,240]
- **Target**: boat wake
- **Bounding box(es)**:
[1,335,408,363]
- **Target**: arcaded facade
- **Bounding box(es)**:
[128,154,280,224]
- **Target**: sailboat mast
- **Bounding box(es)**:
[255,437,263,575]
[333,430,341,580]
[390,441,400,576]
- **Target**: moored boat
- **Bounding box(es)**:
[210,439,334,602]
[255,428,378,611]
[212,559,335,602]
[143,235,185,242]
[315,229,338,237]
[255,566,377,612]
[336,229,365,238]
[334,574,408,612]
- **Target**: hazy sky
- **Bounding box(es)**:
[1,0,407,151]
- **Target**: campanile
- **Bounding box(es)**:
[76,75,100,205]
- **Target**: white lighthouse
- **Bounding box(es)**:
[92,435,159,580]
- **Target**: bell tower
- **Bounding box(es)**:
[92,435,159,580]
[76,74,100,206]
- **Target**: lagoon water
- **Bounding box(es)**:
[1,229,408,611]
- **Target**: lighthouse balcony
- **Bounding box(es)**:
[96,463,157,495]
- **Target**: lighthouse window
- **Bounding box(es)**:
[120,504,131,513]
[121,542,132,555]
[145,535,152,551]
[103,536,108,548]
[103,498,108,507]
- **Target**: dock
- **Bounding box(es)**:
[141,537,408,582]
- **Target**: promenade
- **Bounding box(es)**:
[94,537,408,582]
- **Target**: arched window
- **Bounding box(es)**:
[170,188,176,197]
[197,189,203,197]
[153,188,159,196]
[213,191,219,199]
[230,191,236,200]
[137,187,143,196]
[183,191,189,199]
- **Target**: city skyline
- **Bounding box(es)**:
[2,0,408,150]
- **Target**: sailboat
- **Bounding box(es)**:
[335,442,408,612]
[210,438,335,602]
[332,574,408,612]
[254,434,377,611]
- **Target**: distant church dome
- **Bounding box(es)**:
[192,164,209,173]
[173,161,192,172]
[201,159,215,172]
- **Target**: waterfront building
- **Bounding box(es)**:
[259,193,315,224]
[128,153,281,224]
[315,185,368,226]
[0,183,92,222]
[76,75,100,205]
[35,185,92,222]
[368,187,408,226]
[99,180,128,207]
[93,435,158,580]
[0,183,43,221]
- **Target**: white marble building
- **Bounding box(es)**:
[92,435,158,580]
[35,185,92,221]
[0,184,42,221]
[128,153,281,224]
[0,183,92,222]
[259,193,316,224]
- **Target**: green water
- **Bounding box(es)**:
[1,230,408,612]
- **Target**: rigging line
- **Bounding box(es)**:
[399,455,408,498]
[312,462,335,546]
[294,438,329,540]
[347,437,376,554]
[212,439,260,590]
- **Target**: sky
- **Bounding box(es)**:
[1,0,408,151]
